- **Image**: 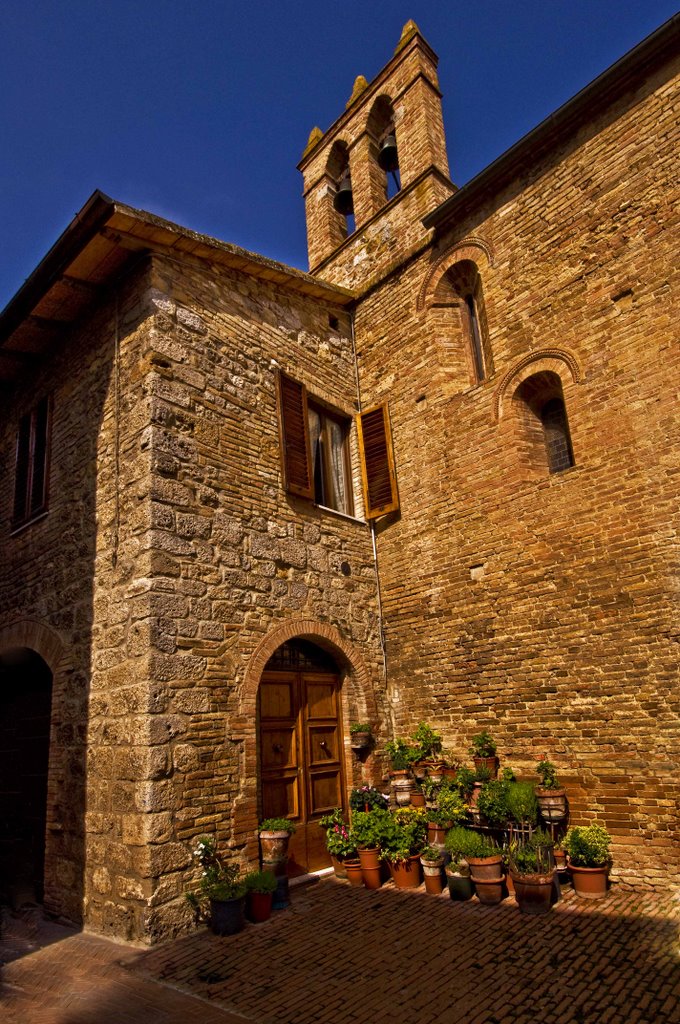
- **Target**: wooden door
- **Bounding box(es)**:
[259,668,345,875]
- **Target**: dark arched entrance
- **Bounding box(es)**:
[258,639,347,875]
[0,647,53,906]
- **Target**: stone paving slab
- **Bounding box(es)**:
[2,880,680,1024]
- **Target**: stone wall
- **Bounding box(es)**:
[345,54,680,887]
[120,256,385,941]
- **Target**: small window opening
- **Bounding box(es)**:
[512,371,575,477]
[439,261,492,384]
[541,398,575,473]
[464,293,485,382]
[12,395,52,529]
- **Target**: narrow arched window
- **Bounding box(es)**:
[541,397,574,473]
[441,260,492,383]
[512,371,575,477]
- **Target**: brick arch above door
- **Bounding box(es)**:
[230,618,379,865]
[0,618,66,673]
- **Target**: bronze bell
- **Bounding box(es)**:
[333,168,354,216]
[378,133,399,172]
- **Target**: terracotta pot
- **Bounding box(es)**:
[554,847,568,871]
[568,860,609,900]
[410,792,426,808]
[210,895,246,935]
[344,858,364,887]
[259,830,291,863]
[427,822,450,850]
[350,731,371,751]
[446,867,473,902]
[511,870,556,915]
[388,855,422,889]
[246,890,273,923]
[467,853,503,881]
[470,873,506,905]
[536,788,568,823]
[421,857,444,894]
[473,756,498,780]
[358,846,382,889]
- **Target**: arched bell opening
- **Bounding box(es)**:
[327,140,354,237]
[367,94,400,202]
[0,647,53,908]
[257,638,348,876]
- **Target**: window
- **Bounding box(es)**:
[541,397,575,473]
[308,402,353,515]
[12,395,52,528]
[437,260,492,384]
[513,372,575,476]
[277,372,399,520]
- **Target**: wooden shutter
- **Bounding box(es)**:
[276,371,314,499]
[357,402,399,519]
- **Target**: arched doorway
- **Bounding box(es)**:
[258,639,347,875]
[0,647,53,906]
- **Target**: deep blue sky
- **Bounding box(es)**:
[1,2,677,310]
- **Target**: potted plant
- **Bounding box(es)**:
[420,845,445,895]
[412,721,444,771]
[506,781,539,841]
[563,822,612,899]
[443,826,478,901]
[325,821,357,880]
[385,738,419,805]
[350,722,373,751]
[259,817,296,863]
[453,765,475,803]
[427,788,466,850]
[535,758,568,823]
[507,835,556,916]
[380,808,427,889]
[244,869,277,923]
[469,730,499,779]
[349,786,388,815]
[186,835,247,936]
[476,778,510,833]
[351,808,392,889]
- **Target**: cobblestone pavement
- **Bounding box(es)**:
[2,879,679,1024]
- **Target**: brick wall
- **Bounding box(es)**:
[346,55,679,887]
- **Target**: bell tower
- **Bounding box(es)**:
[298,21,455,290]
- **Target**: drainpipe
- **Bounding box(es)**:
[349,311,394,736]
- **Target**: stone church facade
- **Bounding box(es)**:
[0,18,678,942]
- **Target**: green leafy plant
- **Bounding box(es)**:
[474,763,492,783]
[349,786,388,813]
[420,776,440,801]
[385,737,420,770]
[325,822,358,858]
[380,809,427,863]
[454,765,475,800]
[351,808,393,850]
[429,788,467,827]
[421,845,444,863]
[563,823,612,867]
[445,827,497,869]
[319,807,344,830]
[501,766,517,782]
[411,721,443,760]
[185,835,247,921]
[528,827,555,852]
[507,843,553,876]
[259,817,296,834]
[469,730,497,759]
[506,782,539,826]
[244,869,277,894]
[350,722,372,735]
[477,779,510,828]
[536,759,561,790]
